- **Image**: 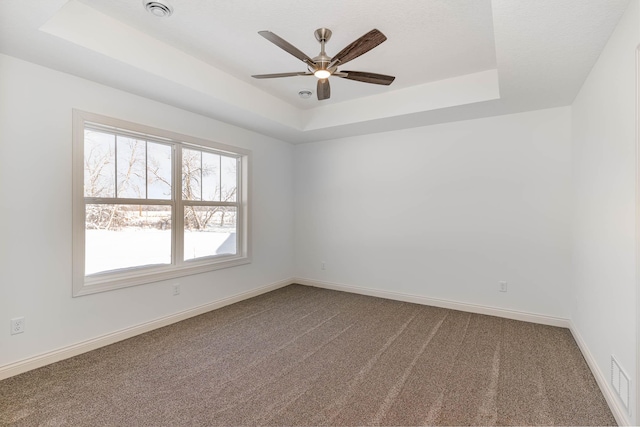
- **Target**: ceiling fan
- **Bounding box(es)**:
[252,28,395,101]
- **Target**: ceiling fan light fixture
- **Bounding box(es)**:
[143,0,173,17]
[314,69,331,79]
[252,28,393,101]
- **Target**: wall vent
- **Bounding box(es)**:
[611,355,630,413]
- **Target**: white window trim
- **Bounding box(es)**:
[72,110,252,297]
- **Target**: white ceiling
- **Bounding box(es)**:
[0,0,630,143]
[80,0,499,109]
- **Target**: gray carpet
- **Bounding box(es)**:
[0,285,616,426]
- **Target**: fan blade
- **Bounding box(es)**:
[317,78,330,100]
[252,72,312,79]
[258,31,316,65]
[337,71,395,85]
[329,29,387,67]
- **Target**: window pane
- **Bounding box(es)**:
[184,206,237,261]
[117,136,146,198]
[202,152,220,201]
[221,156,237,202]
[147,142,172,200]
[182,148,202,200]
[84,130,115,197]
[85,204,171,275]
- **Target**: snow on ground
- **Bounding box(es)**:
[85,229,235,275]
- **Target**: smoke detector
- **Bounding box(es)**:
[298,90,313,99]
[143,0,173,17]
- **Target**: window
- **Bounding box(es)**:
[73,110,251,296]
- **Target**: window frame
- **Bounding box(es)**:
[72,110,251,297]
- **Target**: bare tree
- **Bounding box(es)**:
[84,135,236,232]
[182,149,236,230]
[84,140,113,198]
[85,135,156,230]
[84,132,122,230]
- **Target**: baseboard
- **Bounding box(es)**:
[296,277,630,424]
[3,277,628,425]
[0,278,294,381]
[569,321,631,426]
[294,277,570,328]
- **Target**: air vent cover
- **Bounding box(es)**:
[611,355,630,413]
[143,0,173,17]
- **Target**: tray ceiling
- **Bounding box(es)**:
[0,0,630,143]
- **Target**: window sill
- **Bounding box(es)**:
[73,256,251,297]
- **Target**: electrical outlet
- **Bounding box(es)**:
[499,281,508,292]
[10,317,25,335]
[321,261,326,270]
[173,284,181,296]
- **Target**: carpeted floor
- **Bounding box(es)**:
[0,285,616,426]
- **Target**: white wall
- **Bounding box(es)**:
[0,54,295,367]
[1,3,638,419]
[294,107,572,318]
[571,0,639,423]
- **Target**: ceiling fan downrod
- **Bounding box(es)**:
[311,28,334,77]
